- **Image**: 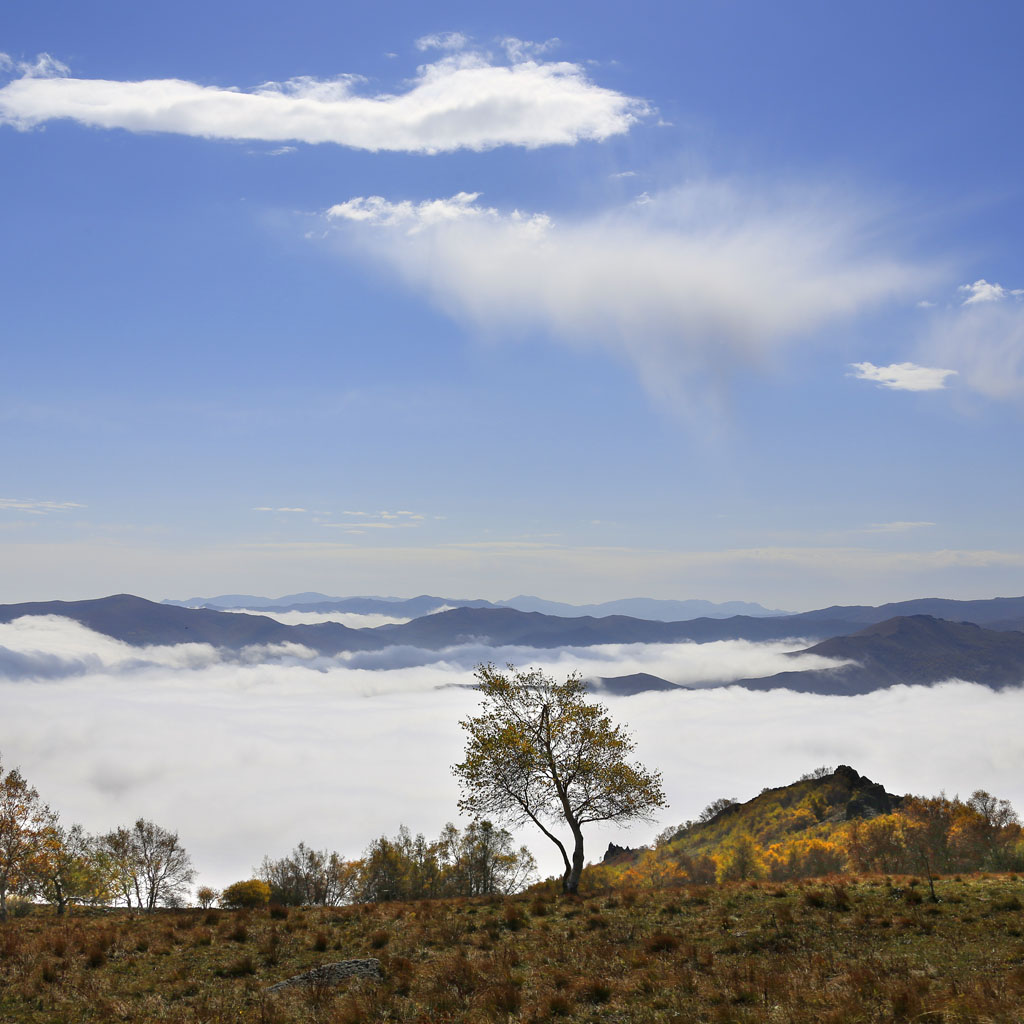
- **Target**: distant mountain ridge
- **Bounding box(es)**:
[727,615,1024,694]
[2,594,1023,694]
[163,593,785,621]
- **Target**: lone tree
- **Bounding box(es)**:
[454,664,666,895]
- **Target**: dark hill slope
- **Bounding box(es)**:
[369,606,867,648]
[801,596,1024,631]
[589,672,684,696]
[728,615,1024,694]
[0,594,379,653]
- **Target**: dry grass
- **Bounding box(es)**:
[2,874,1024,1022]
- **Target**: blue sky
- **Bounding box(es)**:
[2,0,1023,609]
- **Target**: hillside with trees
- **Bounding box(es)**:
[4,744,1024,1022]
[590,765,1024,890]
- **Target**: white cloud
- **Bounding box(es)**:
[325,186,932,405]
[226,609,419,628]
[1,614,1023,890]
[958,279,1022,305]
[252,506,306,513]
[414,31,470,52]
[849,361,957,391]
[0,497,85,515]
[921,280,1024,401]
[0,48,645,153]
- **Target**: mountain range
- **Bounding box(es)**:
[2,593,1023,695]
[725,614,1024,694]
[162,593,784,621]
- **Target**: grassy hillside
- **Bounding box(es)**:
[667,765,901,856]
[3,876,1024,1022]
[592,766,1022,887]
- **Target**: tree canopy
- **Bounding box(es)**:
[454,664,666,894]
[0,760,53,920]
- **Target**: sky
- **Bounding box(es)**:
[2,1,1024,609]
[4,614,1024,890]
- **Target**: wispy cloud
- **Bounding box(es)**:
[252,507,306,513]
[326,186,932,407]
[849,361,957,391]
[0,498,85,515]
[0,46,646,153]
[322,509,425,535]
[0,52,70,78]
[920,279,1024,401]
[500,37,561,62]
[5,536,1023,611]
[414,31,471,52]
[861,521,936,534]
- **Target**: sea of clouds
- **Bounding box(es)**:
[224,607,421,628]
[3,614,1023,890]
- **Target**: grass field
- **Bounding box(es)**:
[2,874,1024,1022]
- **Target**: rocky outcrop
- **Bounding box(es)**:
[833,764,902,819]
[267,959,383,992]
[602,842,642,865]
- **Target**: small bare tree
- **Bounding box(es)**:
[258,841,359,906]
[100,819,194,910]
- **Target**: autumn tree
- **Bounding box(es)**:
[436,820,537,896]
[898,797,955,900]
[0,760,53,920]
[359,826,443,902]
[36,823,110,914]
[195,885,219,909]
[100,826,139,908]
[698,797,738,823]
[257,841,360,906]
[99,819,194,910]
[960,790,1022,869]
[220,879,271,909]
[454,664,666,895]
[715,832,764,882]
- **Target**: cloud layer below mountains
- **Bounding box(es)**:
[3,615,1023,888]
[0,614,837,684]
[226,608,418,628]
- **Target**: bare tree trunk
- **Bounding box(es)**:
[564,824,585,895]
